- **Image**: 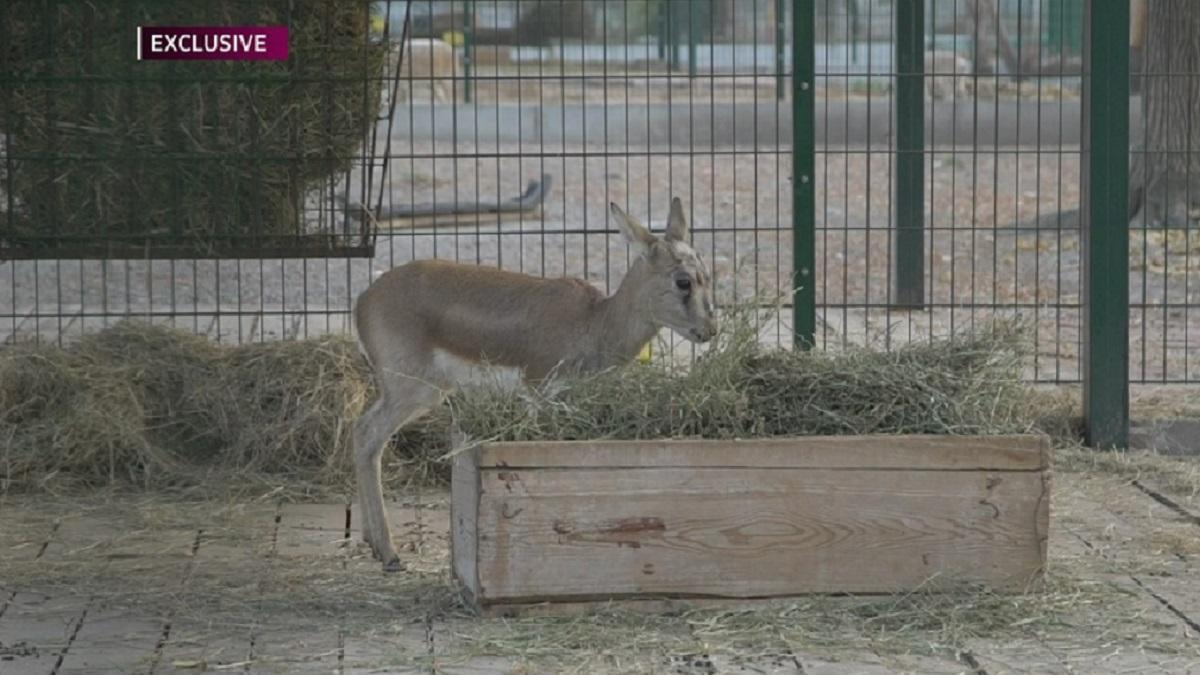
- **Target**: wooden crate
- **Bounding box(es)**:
[451,435,1051,614]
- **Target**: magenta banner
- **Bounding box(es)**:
[137,26,288,61]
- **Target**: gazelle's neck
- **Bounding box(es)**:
[592,259,661,366]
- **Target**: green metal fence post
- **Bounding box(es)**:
[1045,0,1084,58]
[776,0,786,100]
[671,0,681,71]
[460,0,473,104]
[792,0,815,348]
[893,0,925,308]
[1081,0,1130,449]
[662,0,672,60]
[848,0,861,65]
[687,2,697,78]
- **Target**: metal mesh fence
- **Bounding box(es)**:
[1129,0,1198,384]
[1,0,1197,388]
[811,0,1086,383]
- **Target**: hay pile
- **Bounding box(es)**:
[0,0,385,245]
[450,311,1040,443]
[1,323,373,493]
[1,313,1044,495]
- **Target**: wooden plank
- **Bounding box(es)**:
[451,448,481,602]
[476,435,1051,471]
[474,468,1047,602]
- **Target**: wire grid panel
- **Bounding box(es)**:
[815,0,1197,384]
[4,0,1197,386]
[2,0,795,352]
[1129,0,1199,384]
[1,0,399,342]
[813,0,1086,382]
[379,0,794,356]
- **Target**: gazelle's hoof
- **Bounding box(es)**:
[382,557,404,573]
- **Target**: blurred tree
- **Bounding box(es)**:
[1129,0,1200,227]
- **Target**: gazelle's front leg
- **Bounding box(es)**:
[353,377,442,572]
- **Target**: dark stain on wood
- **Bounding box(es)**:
[605,517,665,534]
[497,471,519,492]
[550,517,667,549]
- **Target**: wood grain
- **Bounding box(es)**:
[451,447,481,601]
[453,436,1052,608]
[477,435,1051,471]
[474,468,1046,600]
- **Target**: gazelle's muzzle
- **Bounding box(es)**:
[689,317,718,343]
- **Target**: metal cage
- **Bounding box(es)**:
[0,0,405,260]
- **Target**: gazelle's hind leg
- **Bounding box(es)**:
[353,372,443,572]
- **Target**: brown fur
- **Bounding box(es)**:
[351,198,717,571]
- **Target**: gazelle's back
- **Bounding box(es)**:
[355,260,605,378]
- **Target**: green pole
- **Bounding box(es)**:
[462,0,473,103]
[671,1,681,71]
[792,0,815,348]
[657,0,666,61]
[687,1,698,78]
[776,0,786,100]
[1081,0,1130,449]
[893,0,924,308]
[848,0,861,65]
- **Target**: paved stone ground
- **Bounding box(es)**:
[1,462,1198,674]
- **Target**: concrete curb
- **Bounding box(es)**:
[1130,419,1200,456]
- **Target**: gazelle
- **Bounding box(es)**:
[352,197,717,571]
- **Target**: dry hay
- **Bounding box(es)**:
[1,309,1051,496]
[0,322,372,494]
[448,306,1044,443]
[0,0,386,245]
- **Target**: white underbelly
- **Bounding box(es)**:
[431,349,523,390]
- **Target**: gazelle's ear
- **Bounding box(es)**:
[609,202,658,257]
[665,197,688,242]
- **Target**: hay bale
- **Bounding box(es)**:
[0,1,386,244]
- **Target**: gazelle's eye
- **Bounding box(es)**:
[675,277,692,291]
